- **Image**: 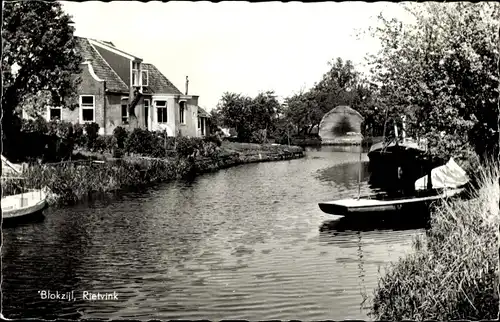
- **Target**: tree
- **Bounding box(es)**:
[249,91,280,134]
[314,58,362,112]
[282,57,380,137]
[366,2,499,162]
[2,1,82,155]
[214,91,280,142]
[215,92,253,142]
[283,90,323,136]
[207,109,222,133]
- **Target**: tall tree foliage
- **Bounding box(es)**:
[214,91,280,142]
[367,2,500,161]
[283,90,322,135]
[2,1,82,153]
[283,57,383,137]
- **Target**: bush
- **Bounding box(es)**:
[369,161,499,320]
[175,136,202,158]
[204,133,222,147]
[150,141,167,158]
[84,122,100,151]
[153,131,175,151]
[21,117,49,133]
[250,129,268,144]
[93,136,108,154]
[125,128,156,156]
[18,119,49,161]
[113,126,128,149]
[200,141,220,159]
[16,118,76,162]
[73,123,86,149]
[112,147,124,158]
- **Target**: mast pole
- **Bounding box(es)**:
[357,132,363,200]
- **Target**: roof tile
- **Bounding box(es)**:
[198,106,210,118]
[142,63,183,95]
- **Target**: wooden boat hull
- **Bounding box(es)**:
[2,190,48,221]
[318,188,464,216]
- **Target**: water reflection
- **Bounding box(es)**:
[306,145,369,153]
[319,213,430,234]
[3,147,422,320]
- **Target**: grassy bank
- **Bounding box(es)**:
[368,162,499,320]
[11,141,303,207]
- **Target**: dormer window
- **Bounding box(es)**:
[132,62,148,86]
[132,62,140,86]
[132,70,138,86]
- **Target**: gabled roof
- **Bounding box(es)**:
[198,106,210,118]
[75,37,129,93]
[75,37,185,96]
[142,63,183,95]
[89,38,143,61]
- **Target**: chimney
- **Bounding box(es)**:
[185,76,189,95]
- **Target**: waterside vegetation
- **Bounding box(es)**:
[3,118,303,207]
[363,2,500,320]
[368,162,499,320]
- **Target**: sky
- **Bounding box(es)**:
[60,1,410,110]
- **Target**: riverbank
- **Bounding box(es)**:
[14,141,304,207]
[289,135,383,147]
[368,162,498,320]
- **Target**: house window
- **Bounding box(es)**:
[141,70,148,86]
[121,104,129,124]
[156,100,167,123]
[201,118,205,136]
[197,116,201,129]
[48,106,62,120]
[179,102,186,124]
[80,95,95,123]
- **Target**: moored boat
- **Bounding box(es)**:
[318,187,464,216]
[2,189,49,221]
[2,155,49,223]
[318,158,469,216]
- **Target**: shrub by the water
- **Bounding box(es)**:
[204,133,223,147]
[125,128,157,156]
[15,118,77,162]
[73,123,86,149]
[250,129,268,144]
[369,162,499,320]
[112,147,125,158]
[84,122,100,151]
[175,136,200,158]
[93,135,113,154]
[113,126,128,149]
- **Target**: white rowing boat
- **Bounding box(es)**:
[2,189,48,220]
[2,155,49,222]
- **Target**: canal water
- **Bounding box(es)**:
[2,146,425,320]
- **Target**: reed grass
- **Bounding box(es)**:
[19,158,194,206]
[5,141,303,207]
[368,161,499,320]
